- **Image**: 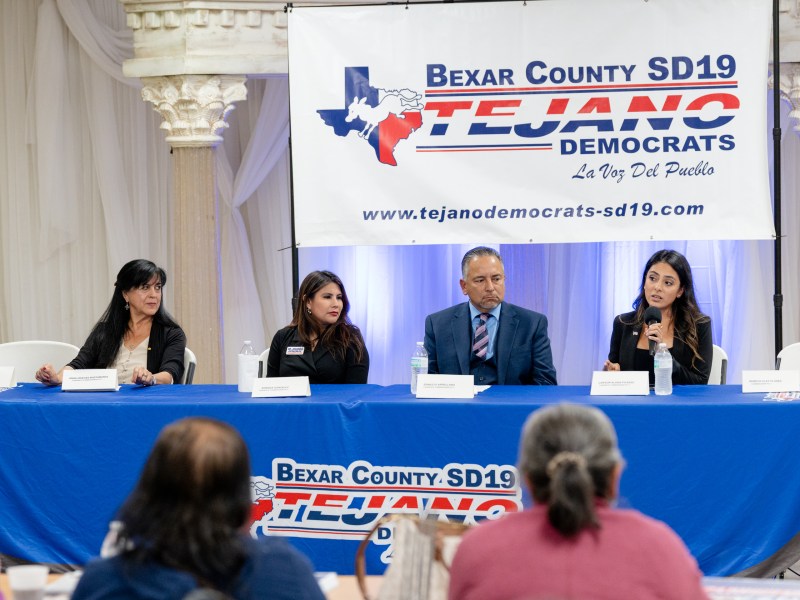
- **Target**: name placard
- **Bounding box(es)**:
[252,376,311,398]
[0,366,15,388]
[742,370,800,393]
[416,374,475,399]
[590,371,649,396]
[62,369,119,392]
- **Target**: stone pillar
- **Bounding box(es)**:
[141,74,246,383]
[172,146,219,382]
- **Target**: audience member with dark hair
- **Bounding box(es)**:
[448,404,709,600]
[267,270,369,383]
[71,417,325,600]
[36,259,185,386]
[604,249,712,385]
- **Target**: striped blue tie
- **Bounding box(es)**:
[472,313,489,360]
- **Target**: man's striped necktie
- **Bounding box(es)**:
[472,313,490,360]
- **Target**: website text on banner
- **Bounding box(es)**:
[288,0,773,247]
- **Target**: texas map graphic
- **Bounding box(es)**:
[318,67,424,166]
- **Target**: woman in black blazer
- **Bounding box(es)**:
[267,271,369,384]
[35,259,185,386]
[604,250,712,385]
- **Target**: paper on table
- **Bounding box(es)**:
[415,374,474,399]
[314,572,338,592]
[0,366,15,388]
[252,376,311,398]
[45,571,82,596]
[590,371,649,396]
[61,369,118,392]
[742,370,800,393]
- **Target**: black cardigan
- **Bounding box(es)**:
[607,311,712,385]
[68,320,186,384]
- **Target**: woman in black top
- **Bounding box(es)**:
[604,249,712,385]
[267,270,368,384]
[36,259,185,386]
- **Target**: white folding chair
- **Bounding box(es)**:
[258,348,269,378]
[709,344,728,385]
[182,347,197,384]
[776,342,800,371]
[0,340,80,384]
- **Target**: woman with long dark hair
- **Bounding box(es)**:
[604,249,712,385]
[267,270,369,383]
[71,417,325,599]
[449,404,709,600]
[36,259,185,385]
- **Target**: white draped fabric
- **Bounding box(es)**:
[0,1,797,384]
[216,77,291,374]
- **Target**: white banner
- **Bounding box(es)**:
[288,0,773,247]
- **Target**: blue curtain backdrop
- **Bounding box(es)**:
[296,92,790,386]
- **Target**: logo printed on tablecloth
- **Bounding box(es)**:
[249,458,521,563]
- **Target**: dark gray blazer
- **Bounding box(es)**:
[423,301,557,385]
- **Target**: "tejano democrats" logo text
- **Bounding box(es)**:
[249,458,521,563]
[318,55,740,166]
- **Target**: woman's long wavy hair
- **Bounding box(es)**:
[625,249,709,368]
[115,418,252,589]
[290,270,365,362]
[520,404,622,537]
[89,259,180,369]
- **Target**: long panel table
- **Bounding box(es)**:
[0,383,798,576]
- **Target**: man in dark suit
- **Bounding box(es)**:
[424,247,557,385]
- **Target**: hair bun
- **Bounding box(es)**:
[546,451,587,477]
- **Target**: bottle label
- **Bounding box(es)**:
[411,357,428,369]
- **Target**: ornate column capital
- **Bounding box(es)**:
[141,74,247,147]
[764,0,800,131]
[769,64,800,132]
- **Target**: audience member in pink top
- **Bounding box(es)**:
[448,404,709,600]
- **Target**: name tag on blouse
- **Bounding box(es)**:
[286,347,305,355]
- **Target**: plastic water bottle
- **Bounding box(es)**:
[238,340,259,393]
[410,342,428,395]
[654,342,673,396]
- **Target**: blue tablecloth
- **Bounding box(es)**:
[0,383,798,576]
